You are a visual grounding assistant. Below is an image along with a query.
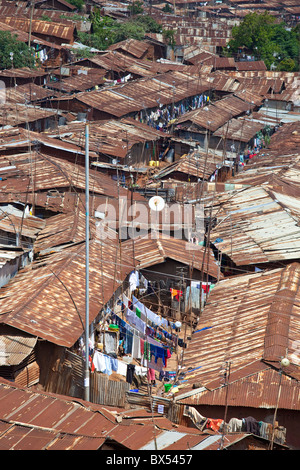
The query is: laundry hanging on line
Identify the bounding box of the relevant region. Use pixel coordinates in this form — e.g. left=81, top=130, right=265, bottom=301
left=170, top=288, right=183, bottom=301
left=92, top=349, right=147, bottom=378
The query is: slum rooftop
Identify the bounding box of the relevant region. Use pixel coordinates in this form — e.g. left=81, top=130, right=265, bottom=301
left=0, top=0, right=299, bottom=451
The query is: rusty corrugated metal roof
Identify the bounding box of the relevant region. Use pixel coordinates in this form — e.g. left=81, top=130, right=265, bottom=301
left=268, top=121, right=300, bottom=152
left=0, top=67, right=48, bottom=79
left=75, top=71, right=212, bottom=118
left=46, top=70, right=107, bottom=94
left=0, top=150, right=136, bottom=202
left=206, top=182, right=300, bottom=265
left=0, top=211, right=45, bottom=240
left=226, top=159, right=300, bottom=188
left=0, top=105, right=56, bottom=127
left=121, top=233, right=223, bottom=280
left=108, top=38, right=151, bottom=58
left=176, top=94, right=256, bottom=132
left=44, top=117, right=165, bottom=159
left=174, top=263, right=300, bottom=409
left=235, top=61, right=267, bottom=71
left=0, top=17, right=75, bottom=41
left=5, top=83, right=56, bottom=104
left=213, top=116, right=265, bottom=142
left=0, top=379, right=243, bottom=450
left=0, top=325, right=37, bottom=366
left=0, top=237, right=134, bottom=347
left=33, top=210, right=88, bottom=254
left=154, top=150, right=225, bottom=180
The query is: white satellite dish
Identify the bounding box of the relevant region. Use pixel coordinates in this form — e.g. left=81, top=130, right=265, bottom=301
left=149, top=196, right=165, bottom=212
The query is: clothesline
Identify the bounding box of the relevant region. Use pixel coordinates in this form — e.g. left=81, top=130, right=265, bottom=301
left=125, top=293, right=179, bottom=343
left=92, top=349, right=147, bottom=379
left=183, top=405, right=286, bottom=444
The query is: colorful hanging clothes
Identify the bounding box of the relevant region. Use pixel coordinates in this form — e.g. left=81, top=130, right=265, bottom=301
left=125, top=308, right=146, bottom=335
left=206, top=418, right=224, bottom=432
left=147, top=367, right=156, bottom=382
left=202, top=284, right=210, bottom=294
left=89, top=355, right=95, bottom=372
left=135, top=306, right=141, bottom=318
left=170, top=288, right=183, bottom=301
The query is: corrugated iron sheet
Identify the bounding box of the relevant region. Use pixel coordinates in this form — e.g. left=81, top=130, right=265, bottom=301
left=206, top=183, right=300, bottom=265
left=213, top=116, right=265, bottom=142
left=176, top=94, right=256, bottom=132
left=0, top=20, right=60, bottom=49
left=0, top=150, right=135, bottom=201
left=44, top=117, right=165, bottom=159
left=235, top=61, right=267, bottom=71
left=226, top=159, right=300, bottom=188
left=0, top=105, right=56, bottom=127
left=33, top=211, right=87, bottom=254
left=268, top=121, right=300, bottom=152
left=46, top=70, right=107, bottom=94
left=0, top=237, right=134, bottom=347
left=75, top=71, right=211, bottom=118
left=0, top=325, right=37, bottom=366
left=108, top=38, right=151, bottom=58
left=0, top=379, right=245, bottom=450
left=0, top=67, right=48, bottom=79
left=0, top=17, right=75, bottom=41
left=5, top=83, right=56, bottom=104
left=174, top=263, right=300, bottom=409
left=154, top=150, right=224, bottom=180
left=121, top=233, right=223, bottom=280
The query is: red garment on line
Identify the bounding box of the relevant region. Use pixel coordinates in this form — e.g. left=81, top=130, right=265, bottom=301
left=170, top=288, right=183, bottom=301
left=147, top=367, right=155, bottom=382
left=202, top=285, right=210, bottom=294
left=206, top=418, right=223, bottom=432
left=165, top=349, right=172, bottom=368
left=89, top=355, right=95, bottom=372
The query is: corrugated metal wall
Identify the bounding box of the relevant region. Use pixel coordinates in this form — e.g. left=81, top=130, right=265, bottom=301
left=44, top=349, right=130, bottom=408
left=90, top=372, right=130, bottom=407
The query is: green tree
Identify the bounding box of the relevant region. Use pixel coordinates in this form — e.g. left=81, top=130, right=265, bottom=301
left=90, top=10, right=115, bottom=33
left=162, top=29, right=176, bottom=49
left=114, top=22, right=145, bottom=42
left=67, top=0, right=84, bottom=11
left=127, top=1, right=144, bottom=16
left=0, top=31, right=36, bottom=69
left=134, top=15, right=162, bottom=33
left=40, top=14, right=52, bottom=21
left=162, top=4, right=173, bottom=13
left=70, top=47, right=95, bottom=59
left=277, top=57, right=296, bottom=71
left=77, top=31, right=116, bottom=50
left=79, top=11, right=166, bottom=51
left=293, top=23, right=300, bottom=41
left=225, top=12, right=299, bottom=70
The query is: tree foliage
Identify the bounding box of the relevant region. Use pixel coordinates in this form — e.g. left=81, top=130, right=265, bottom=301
left=162, top=29, right=176, bottom=49
left=134, top=15, right=162, bottom=34
left=114, top=22, right=146, bottom=42
left=0, top=31, right=36, bottom=69
left=225, top=12, right=299, bottom=71
left=79, top=11, right=163, bottom=50
left=162, top=4, right=173, bottom=13
left=127, top=1, right=144, bottom=15
left=67, top=0, right=84, bottom=11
